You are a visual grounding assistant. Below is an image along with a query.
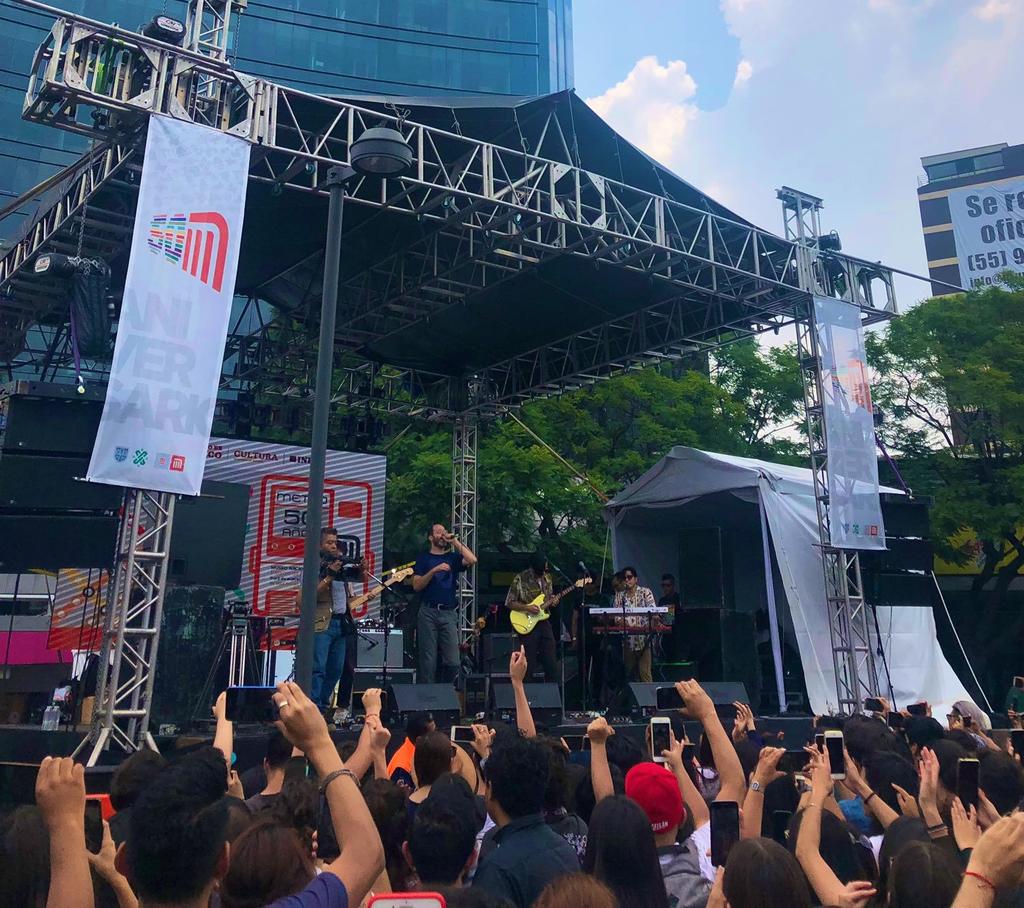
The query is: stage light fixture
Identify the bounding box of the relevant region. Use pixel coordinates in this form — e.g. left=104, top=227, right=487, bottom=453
left=818, top=230, right=843, bottom=253
left=350, top=126, right=413, bottom=177
left=33, top=253, right=77, bottom=277
left=143, top=14, right=186, bottom=45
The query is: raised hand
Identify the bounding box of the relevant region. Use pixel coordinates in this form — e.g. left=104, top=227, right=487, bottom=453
left=361, top=687, right=383, bottom=718
left=365, top=714, right=391, bottom=752
left=509, top=645, right=528, bottom=683
left=951, top=796, right=981, bottom=850
left=212, top=690, right=228, bottom=723
left=35, top=756, right=86, bottom=832
left=966, top=813, right=1024, bottom=890
left=273, top=680, right=330, bottom=756
left=836, top=881, right=878, bottom=908
left=587, top=716, right=615, bottom=746
left=918, top=746, right=940, bottom=816
left=471, top=723, right=496, bottom=760
left=663, top=729, right=686, bottom=774
left=227, top=770, right=245, bottom=800
left=805, top=744, right=832, bottom=801
left=753, top=746, right=786, bottom=789
left=892, top=784, right=919, bottom=818
left=675, top=679, right=715, bottom=721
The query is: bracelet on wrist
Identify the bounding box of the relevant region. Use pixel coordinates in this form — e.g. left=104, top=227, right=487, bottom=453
left=319, top=768, right=357, bottom=794
left=863, top=791, right=876, bottom=806
left=927, top=821, right=947, bottom=832
left=965, top=870, right=996, bottom=892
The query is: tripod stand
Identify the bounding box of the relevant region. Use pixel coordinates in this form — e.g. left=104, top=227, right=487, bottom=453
left=190, top=600, right=261, bottom=727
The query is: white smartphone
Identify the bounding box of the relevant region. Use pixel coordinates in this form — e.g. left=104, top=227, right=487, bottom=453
left=650, top=716, right=671, bottom=763
left=450, top=726, right=475, bottom=744
left=368, top=894, right=446, bottom=908
left=824, top=730, right=846, bottom=780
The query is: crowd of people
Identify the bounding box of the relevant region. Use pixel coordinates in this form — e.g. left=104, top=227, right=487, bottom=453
left=5, top=649, right=1024, bottom=908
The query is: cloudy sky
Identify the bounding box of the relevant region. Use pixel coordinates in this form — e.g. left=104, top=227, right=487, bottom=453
left=572, top=0, right=1022, bottom=309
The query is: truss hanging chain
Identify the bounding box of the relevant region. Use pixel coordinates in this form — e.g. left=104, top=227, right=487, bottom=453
left=451, top=415, right=478, bottom=633
left=795, top=310, right=879, bottom=714
left=74, top=488, right=176, bottom=766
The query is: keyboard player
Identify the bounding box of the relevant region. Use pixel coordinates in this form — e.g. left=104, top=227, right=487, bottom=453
left=613, top=567, right=659, bottom=682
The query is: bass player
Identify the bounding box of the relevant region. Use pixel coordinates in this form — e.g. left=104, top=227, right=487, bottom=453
left=504, top=552, right=558, bottom=682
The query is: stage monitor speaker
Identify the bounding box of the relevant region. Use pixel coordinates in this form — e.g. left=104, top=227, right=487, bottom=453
left=481, top=633, right=516, bottom=672
left=0, top=513, right=117, bottom=571
left=676, top=609, right=758, bottom=709
left=0, top=453, right=121, bottom=511
left=490, top=681, right=563, bottom=728
left=624, top=681, right=749, bottom=718
left=0, top=382, right=103, bottom=456
left=387, top=682, right=460, bottom=727
left=168, top=481, right=248, bottom=588
left=351, top=668, right=414, bottom=716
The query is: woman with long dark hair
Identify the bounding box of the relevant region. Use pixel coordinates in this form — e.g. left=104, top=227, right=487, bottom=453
left=582, top=795, right=669, bottom=908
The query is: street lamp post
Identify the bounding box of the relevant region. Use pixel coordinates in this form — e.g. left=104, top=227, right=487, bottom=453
left=294, top=128, right=413, bottom=695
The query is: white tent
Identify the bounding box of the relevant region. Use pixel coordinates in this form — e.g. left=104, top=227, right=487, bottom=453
left=604, top=446, right=971, bottom=714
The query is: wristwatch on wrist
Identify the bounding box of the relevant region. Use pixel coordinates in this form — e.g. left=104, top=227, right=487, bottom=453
left=750, top=780, right=763, bottom=793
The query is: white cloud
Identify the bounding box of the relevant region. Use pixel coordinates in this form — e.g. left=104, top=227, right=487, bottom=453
left=583, top=0, right=1024, bottom=309
left=585, top=57, right=699, bottom=163
left=973, top=0, right=1012, bottom=19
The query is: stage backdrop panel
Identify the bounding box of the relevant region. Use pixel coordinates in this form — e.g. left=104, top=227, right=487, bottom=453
left=87, top=115, right=250, bottom=495
left=814, top=296, right=886, bottom=551
left=203, top=438, right=386, bottom=646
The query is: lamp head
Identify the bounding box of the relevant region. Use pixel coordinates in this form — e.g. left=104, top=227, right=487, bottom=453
left=350, top=126, right=413, bottom=177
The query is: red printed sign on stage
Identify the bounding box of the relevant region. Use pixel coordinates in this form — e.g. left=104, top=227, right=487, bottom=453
left=203, top=438, right=386, bottom=648
left=46, top=568, right=110, bottom=651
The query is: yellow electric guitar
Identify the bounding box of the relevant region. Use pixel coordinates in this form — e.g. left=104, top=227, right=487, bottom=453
left=510, top=577, right=590, bottom=635
left=348, top=565, right=414, bottom=611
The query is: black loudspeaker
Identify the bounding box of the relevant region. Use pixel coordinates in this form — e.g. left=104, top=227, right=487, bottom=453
left=168, top=480, right=249, bottom=588
left=624, top=681, right=749, bottom=718
left=676, top=609, right=758, bottom=708
left=481, top=633, right=516, bottom=671
left=464, top=673, right=489, bottom=717
left=0, top=381, right=104, bottom=456
left=863, top=572, right=934, bottom=607
left=150, top=586, right=227, bottom=730
left=0, top=513, right=117, bottom=571
left=351, top=668, right=414, bottom=715
left=859, top=538, right=934, bottom=574
left=678, top=526, right=725, bottom=608
left=388, top=683, right=460, bottom=727
left=879, top=494, right=931, bottom=538
left=490, top=681, right=563, bottom=728
left=0, top=453, right=121, bottom=511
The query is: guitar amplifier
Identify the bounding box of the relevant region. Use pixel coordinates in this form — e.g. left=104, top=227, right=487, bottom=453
left=355, top=630, right=404, bottom=668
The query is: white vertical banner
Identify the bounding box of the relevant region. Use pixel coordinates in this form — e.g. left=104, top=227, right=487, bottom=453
left=814, top=295, right=886, bottom=550
left=87, top=116, right=249, bottom=495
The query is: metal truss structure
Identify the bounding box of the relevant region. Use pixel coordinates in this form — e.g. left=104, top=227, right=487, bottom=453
left=74, top=489, right=176, bottom=765
left=0, top=0, right=905, bottom=723
left=451, top=416, right=479, bottom=629
left=782, top=187, right=880, bottom=713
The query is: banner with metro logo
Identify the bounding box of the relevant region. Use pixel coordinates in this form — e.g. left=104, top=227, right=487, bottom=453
left=87, top=115, right=250, bottom=495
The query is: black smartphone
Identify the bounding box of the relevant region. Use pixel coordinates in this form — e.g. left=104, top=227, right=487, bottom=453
left=771, top=809, right=792, bottom=845
left=1014, top=676, right=1024, bottom=689
left=824, top=731, right=846, bottom=780
left=225, top=686, right=277, bottom=723
left=907, top=702, right=928, bottom=717
left=864, top=697, right=885, bottom=713
left=814, top=732, right=825, bottom=752
left=957, top=757, right=980, bottom=810
left=887, top=711, right=905, bottom=731
left=1011, top=729, right=1024, bottom=758
left=656, top=686, right=682, bottom=709
left=84, top=799, right=103, bottom=854
left=710, top=800, right=740, bottom=867
left=778, top=750, right=808, bottom=774
left=450, top=726, right=475, bottom=744
left=563, top=734, right=590, bottom=752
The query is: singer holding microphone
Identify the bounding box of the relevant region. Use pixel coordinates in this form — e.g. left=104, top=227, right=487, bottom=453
left=412, top=522, right=478, bottom=684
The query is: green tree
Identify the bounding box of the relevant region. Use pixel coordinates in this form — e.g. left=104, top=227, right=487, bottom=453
left=868, top=275, right=1024, bottom=642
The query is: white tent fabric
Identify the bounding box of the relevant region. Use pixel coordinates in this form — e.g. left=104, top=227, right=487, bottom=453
left=604, top=446, right=971, bottom=715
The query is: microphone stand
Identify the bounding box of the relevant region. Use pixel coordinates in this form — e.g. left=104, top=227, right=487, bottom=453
left=360, top=566, right=408, bottom=722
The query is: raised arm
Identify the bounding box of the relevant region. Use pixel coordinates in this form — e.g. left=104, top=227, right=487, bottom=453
left=843, top=749, right=900, bottom=830
left=36, top=756, right=94, bottom=908
left=509, top=646, right=536, bottom=738
left=273, top=681, right=384, bottom=907
left=212, top=690, right=233, bottom=774
left=742, top=747, right=784, bottom=840
left=448, top=533, right=477, bottom=568
left=676, top=679, right=745, bottom=803
left=342, top=689, right=385, bottom=781
left=587, top=717, right=615, bottom=803
left=662, top=729, right=709, bottom=829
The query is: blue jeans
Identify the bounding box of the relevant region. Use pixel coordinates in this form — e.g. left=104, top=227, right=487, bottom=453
left=311, top=615, right=349, bottom=708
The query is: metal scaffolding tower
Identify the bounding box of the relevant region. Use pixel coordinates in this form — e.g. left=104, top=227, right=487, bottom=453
left=452, top=414, right=479, bottom=630
left=780, top=187, right=880, bottom=713
left=74, top=489, right=176, bottom=764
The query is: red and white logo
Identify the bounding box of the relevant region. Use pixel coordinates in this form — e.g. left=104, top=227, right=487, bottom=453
left=170, top=455, right=186, bottom=472
left=146, top=211, right=230, bottom=292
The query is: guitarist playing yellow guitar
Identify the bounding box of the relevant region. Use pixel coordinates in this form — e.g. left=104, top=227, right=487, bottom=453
left=504, top=552, right=588, bottom=683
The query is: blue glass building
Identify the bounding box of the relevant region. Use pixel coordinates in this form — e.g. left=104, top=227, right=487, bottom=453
left=0, top=0, right=573, bottom=236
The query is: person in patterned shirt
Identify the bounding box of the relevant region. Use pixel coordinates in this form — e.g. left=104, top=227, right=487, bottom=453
left=612, top=566, right=657, bottom=682
left=505, top=552, right=559, bottom=682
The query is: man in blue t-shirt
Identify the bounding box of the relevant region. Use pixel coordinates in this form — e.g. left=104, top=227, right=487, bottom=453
left=413, top=523, right=477, bottom=683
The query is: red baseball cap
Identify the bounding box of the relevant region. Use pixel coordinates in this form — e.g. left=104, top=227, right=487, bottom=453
left=625, top=762, right=686, bottom=833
